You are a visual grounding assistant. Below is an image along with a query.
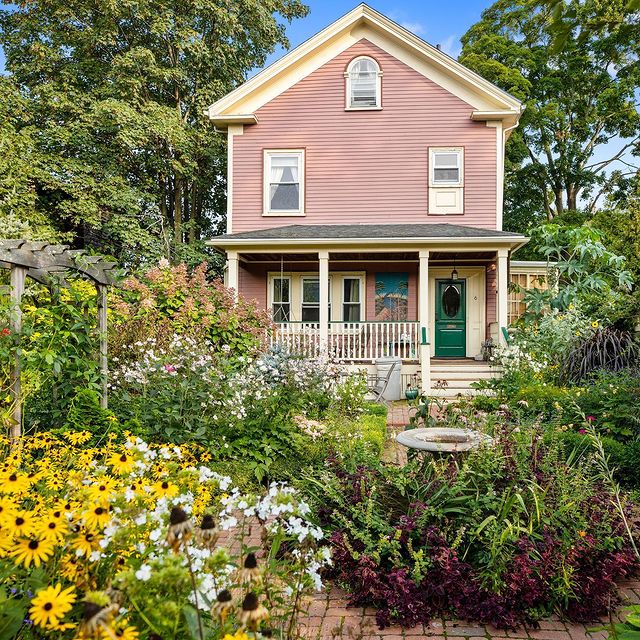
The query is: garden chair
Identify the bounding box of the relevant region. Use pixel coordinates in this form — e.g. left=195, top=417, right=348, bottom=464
left=366, top=359, right=398, bottom=403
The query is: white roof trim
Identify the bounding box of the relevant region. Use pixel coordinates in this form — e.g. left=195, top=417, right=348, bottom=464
left=207, top=236, right=529, bottom=250
left=206, top=3, right=522, bottom=120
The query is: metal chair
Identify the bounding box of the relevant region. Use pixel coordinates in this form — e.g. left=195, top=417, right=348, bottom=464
left=366, top=360, right=399, bottom=402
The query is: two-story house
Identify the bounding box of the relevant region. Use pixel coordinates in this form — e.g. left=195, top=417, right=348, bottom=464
left=207, top=4, right=529, bottom=395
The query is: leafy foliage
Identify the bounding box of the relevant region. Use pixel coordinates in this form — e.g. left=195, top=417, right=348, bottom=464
left=460, top=0, right=640, bottom=235
left=0, top=0, right=309, bottom=264
left=311, top=418, right=639, bottom=629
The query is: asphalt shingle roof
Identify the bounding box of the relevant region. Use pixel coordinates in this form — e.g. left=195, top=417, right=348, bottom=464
left=213, top=224, right=526, bottom=241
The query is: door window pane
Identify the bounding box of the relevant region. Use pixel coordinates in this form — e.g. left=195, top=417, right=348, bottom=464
left=442, top=284, right=461, bottom=318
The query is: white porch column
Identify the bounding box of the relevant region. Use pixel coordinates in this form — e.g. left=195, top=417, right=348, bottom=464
left=418, top=250, right=431, bottom=394
left=319, top=250, right=329, bottom=351
left=497, top=248, right=509, bottom=343
left=226, top=250, right=239, bottom=299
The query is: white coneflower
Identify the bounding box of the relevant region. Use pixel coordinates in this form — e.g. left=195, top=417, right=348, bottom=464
left=236, top=552, right=262, bottom=585
left=195, top=514, right=218, bottom=550
left=211, top=588, right=233, bottom=624
left=166, top=506, right=192, bottom=552
left=239, top=592, right=269, bottom=631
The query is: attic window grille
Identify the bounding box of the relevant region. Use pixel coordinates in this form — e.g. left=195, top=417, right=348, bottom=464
left=346, top=57, right=382, bottom=109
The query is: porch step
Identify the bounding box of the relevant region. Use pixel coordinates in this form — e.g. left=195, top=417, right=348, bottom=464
left=427, top=360, right=500, bottom=397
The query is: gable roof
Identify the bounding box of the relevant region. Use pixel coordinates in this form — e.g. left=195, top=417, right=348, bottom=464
left=208, top=224, right=528, bottom=251
left=206, top=4, right=523, bottom=128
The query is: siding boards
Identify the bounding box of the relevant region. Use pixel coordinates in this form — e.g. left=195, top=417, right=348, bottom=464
left=233, top=39, right=497, bottom=232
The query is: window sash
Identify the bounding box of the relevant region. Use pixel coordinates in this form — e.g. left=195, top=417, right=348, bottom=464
left=301, top=277, right=330, bottom=323
left=342, top=278, right=362, bottom=321
left=272, top=277, right=291, bottom=322
left=431, top=149, right=463, bottom=185
left=347, top=57, right=380, bottom=108
left=265, top=151, right=303, bottom=213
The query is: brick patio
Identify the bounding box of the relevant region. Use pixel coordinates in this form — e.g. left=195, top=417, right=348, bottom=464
left=295, top=402, right=640, bottom=640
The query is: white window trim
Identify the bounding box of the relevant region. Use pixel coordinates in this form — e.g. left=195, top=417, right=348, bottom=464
left=344, top=56, right=383, bottom=111
left=429, top=147, right=464, bottom=187
left=263, top=149, right=305, bottom=216
left=340, top=275, right=365, bottom=322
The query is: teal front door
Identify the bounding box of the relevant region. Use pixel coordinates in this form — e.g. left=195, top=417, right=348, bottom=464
left=435, top=279, right=466, bottom=357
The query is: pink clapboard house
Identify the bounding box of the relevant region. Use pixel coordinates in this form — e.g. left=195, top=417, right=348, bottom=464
left=206, top=4, right=530, bottom=395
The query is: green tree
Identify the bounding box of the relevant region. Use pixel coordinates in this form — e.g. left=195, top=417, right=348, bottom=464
left=0, top=0, right=308, bottom=266
left=460, top=0, right=640, bottom=236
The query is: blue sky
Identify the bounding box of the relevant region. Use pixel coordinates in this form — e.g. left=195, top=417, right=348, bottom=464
left=265, top=1, right=489, bottom=65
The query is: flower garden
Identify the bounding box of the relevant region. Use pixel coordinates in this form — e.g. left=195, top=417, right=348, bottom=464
left=1, top=227, right=640, bottom=640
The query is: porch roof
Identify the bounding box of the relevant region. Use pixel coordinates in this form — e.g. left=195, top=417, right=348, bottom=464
left=208, top=223, right=528, bottom=251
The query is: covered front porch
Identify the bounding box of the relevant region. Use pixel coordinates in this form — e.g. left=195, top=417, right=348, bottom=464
left=211, top=223, right=527, bottom=393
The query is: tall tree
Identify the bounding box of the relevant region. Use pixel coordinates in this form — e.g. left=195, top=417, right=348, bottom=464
left=460, top=0, right=640, bottom=234
left=0, top=0, right=308, bottom=265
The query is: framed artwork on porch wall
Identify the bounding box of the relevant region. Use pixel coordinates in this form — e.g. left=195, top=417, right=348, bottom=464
left=374, top=273, right=408, bottom=321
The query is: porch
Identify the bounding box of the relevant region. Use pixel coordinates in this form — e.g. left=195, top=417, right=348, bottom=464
left=210, top=223, right=528, bottom=393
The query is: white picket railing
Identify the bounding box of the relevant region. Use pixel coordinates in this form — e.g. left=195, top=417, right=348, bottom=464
left=270, top=322, right=322, bottom=358
left=270, top=321, right=420, bottom=362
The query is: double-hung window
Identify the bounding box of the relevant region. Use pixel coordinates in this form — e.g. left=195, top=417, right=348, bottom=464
left=264, top=150, right=304, bottom=215
left=342, top=277, right=362, bottom=322
left=430, top=148, right=463, bottom=186
left=271, top=277, right=291, bottom=322
left=345, top=56, right=382, bottom=109
left=301, top=277, right=331, bottom=323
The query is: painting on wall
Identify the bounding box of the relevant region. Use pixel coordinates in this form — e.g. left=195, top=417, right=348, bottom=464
left=375, top=273, right=409, bottom=321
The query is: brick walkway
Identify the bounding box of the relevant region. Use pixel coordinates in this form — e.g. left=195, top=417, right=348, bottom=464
left=299, top=582, right=640, bottom=639
left=296, top=402, right=640, bottom=639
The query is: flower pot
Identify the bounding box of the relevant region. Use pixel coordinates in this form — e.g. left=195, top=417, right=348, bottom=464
left=405, top=388, right=418, bottom=401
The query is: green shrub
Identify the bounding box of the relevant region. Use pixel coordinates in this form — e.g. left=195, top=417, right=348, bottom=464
left=471, top=395, right=501, bottom=412
left=60, top=389, right=119, bottom=443
left=364, top=402, right=388, bottom=416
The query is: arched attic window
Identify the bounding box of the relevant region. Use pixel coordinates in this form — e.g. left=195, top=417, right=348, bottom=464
left=345, top=56, right=382, bottom=109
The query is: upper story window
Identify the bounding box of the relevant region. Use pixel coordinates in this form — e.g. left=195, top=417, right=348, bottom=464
left=429, top=148, right=464, bottom=187
left=345, top=56, right=382, bottom=110
left=264, top=149, right=305, bottom=216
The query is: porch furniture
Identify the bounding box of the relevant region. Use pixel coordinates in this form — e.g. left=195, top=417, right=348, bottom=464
left=396, top=427, right=493, bottom=453
left=366, top=359, right=399, bottom=402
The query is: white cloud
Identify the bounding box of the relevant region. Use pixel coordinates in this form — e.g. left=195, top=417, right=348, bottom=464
left=400, top=21, right=426, bottom=36
left=439, top=34, right=462, bottom=59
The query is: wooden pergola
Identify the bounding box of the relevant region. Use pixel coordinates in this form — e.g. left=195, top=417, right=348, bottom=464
left=0, top=240, right=118, bottom=439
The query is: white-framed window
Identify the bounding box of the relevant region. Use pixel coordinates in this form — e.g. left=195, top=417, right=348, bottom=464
left=429, top=148, right=464, bottom=187
left=271, top=276, right=291, bottom=322
left=301, top=277, right=332, bottom=322
left=342, top=276, right=363, bottom=322
left=345, top=56, right=382, bottom=110
left=264, top=150, right=305, bottom=215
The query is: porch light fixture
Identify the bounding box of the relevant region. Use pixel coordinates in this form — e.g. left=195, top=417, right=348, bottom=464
left=451, top=257, right=458, bottom=281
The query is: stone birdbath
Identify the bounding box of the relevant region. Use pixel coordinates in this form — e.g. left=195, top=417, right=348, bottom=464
left=396, top=427, right=493, bottom=454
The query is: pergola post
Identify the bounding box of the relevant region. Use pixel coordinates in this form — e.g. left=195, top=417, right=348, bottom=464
left=9, top=266, right=27, bottom=440
left=98, top=284, right=108, bottom=409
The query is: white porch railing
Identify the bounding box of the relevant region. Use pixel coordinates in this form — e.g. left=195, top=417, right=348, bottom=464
left=270, top=321, right=420, bottom=362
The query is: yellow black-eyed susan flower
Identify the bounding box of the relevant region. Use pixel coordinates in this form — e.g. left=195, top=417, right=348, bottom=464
left=29, top=583, right=76, bottom=629
left=11, top=536, right=55, bottom=568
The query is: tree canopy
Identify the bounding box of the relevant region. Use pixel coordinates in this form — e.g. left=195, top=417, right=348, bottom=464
left=0, top=0, right=308, bottom=267
left=460, top=0, right=640, bottom=240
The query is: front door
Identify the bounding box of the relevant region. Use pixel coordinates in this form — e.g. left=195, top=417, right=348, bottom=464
left=435, top=279, right=466, bottom=357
